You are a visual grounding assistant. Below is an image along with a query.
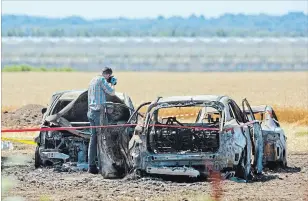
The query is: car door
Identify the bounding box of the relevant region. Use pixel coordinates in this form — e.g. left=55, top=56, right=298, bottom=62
left=126, top=101, right=151, bottom=151
left=242, top=98, right=263, bottom=174
left=127, top=101, right=152, bottom=136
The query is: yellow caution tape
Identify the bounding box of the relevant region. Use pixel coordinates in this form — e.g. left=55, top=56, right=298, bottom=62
left=1, top=137, right=36, bottom=145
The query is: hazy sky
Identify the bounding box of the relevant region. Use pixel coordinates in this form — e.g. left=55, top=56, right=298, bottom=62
left=2, top=0, right=308, bottom=19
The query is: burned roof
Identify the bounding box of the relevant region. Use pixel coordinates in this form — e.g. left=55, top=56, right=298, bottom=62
left=54, top=89, right=126, bottom=102
left=52, top=89, right=86, bottom=97
left=59, top=90, right=87, bottom=100
left=245, top=105, right=269, bottom=113
left=157, top=95, right=225, bottom=104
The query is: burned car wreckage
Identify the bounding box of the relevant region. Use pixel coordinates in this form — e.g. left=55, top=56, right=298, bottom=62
left=34, top=89, right=135, bottom=176
left=127, top=96, right=264, bottom=180
left=35, top=91, right=287, bottom=180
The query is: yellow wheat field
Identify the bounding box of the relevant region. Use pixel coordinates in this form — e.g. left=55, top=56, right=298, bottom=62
left=2, top=72, right=308, bottom=125
left=2, top=71, right=308, bottom=153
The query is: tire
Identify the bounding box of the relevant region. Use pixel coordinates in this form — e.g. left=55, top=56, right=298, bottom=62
left=266, top=149, right=287, bottom=169
left=266, top=161, right=278, bottom=170
left=136, top=169, right=147, bottom=177
left=280, top=149, right=287, bottom=168
left=34, top=146, right=42, bottom=168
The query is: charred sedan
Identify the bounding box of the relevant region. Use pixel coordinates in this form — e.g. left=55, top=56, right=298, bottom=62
left=34, top=89, right=135, bottom=172
left=127, top=95, right=264, bottom=180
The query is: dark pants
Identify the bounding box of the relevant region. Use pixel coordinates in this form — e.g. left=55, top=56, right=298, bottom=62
left=87, top=109, right=103, bottom=167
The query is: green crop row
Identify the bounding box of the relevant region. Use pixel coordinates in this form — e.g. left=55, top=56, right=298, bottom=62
left=2, top=65, right=75, bottom=72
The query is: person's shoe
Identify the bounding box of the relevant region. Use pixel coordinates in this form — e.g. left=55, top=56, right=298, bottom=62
left=88, top=165, right=99, bottom=174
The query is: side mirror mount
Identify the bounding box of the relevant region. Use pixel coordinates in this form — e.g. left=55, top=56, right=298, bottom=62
left=41, top=108, right=47, bottom=114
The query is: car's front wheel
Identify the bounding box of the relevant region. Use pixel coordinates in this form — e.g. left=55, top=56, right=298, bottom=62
left=34, top=146, right=42, bottom=168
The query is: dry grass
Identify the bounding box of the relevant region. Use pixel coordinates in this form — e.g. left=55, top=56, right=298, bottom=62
left=2, top=72, right=308, bottom=154
left=2, top=72, right=308, bottom=125
left=275, top=107, right=308, bottom=125
left=281, top=123, right=308, bottom=153
left=140, top=106, right=308, bottom=125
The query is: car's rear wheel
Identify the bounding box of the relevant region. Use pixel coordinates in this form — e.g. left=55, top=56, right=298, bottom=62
left=280, top=149, right=287, bottom=168
left=266, top=149, right=287, bottom=169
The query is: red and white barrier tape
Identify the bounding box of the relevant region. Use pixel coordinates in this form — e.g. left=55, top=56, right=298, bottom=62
left=1, top=123, right=221, bottom=133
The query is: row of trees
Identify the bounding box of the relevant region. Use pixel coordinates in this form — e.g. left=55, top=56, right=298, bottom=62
left=4, top=28, right=304, bottom=37
left=2, top=12, right=307, bottom=37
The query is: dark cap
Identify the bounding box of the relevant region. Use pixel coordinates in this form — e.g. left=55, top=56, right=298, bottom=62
left=102, top=67, right=113, bottom=75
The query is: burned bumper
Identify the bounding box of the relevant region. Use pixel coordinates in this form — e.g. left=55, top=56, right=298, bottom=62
left=139, top=153, right=234, bottom=177
left=146, top=166, right=200, bottom=177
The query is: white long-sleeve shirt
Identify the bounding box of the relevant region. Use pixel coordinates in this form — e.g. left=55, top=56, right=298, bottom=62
left=88, top=75, right=115, bottom=111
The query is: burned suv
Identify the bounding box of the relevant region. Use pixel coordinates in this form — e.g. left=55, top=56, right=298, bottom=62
left=127, top=95, right=264, bottom=180
left=34, top=89, right=135, bottom=172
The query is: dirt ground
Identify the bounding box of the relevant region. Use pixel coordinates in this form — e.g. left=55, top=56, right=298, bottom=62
left=2, top=148, right=307, bottom=201
left=1, top=105, right=308, bottom=201
left=1, top=104, right=44, bottom=128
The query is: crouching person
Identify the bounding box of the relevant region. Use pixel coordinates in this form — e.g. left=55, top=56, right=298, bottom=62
left=87, top=67, right=116, bottom=174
